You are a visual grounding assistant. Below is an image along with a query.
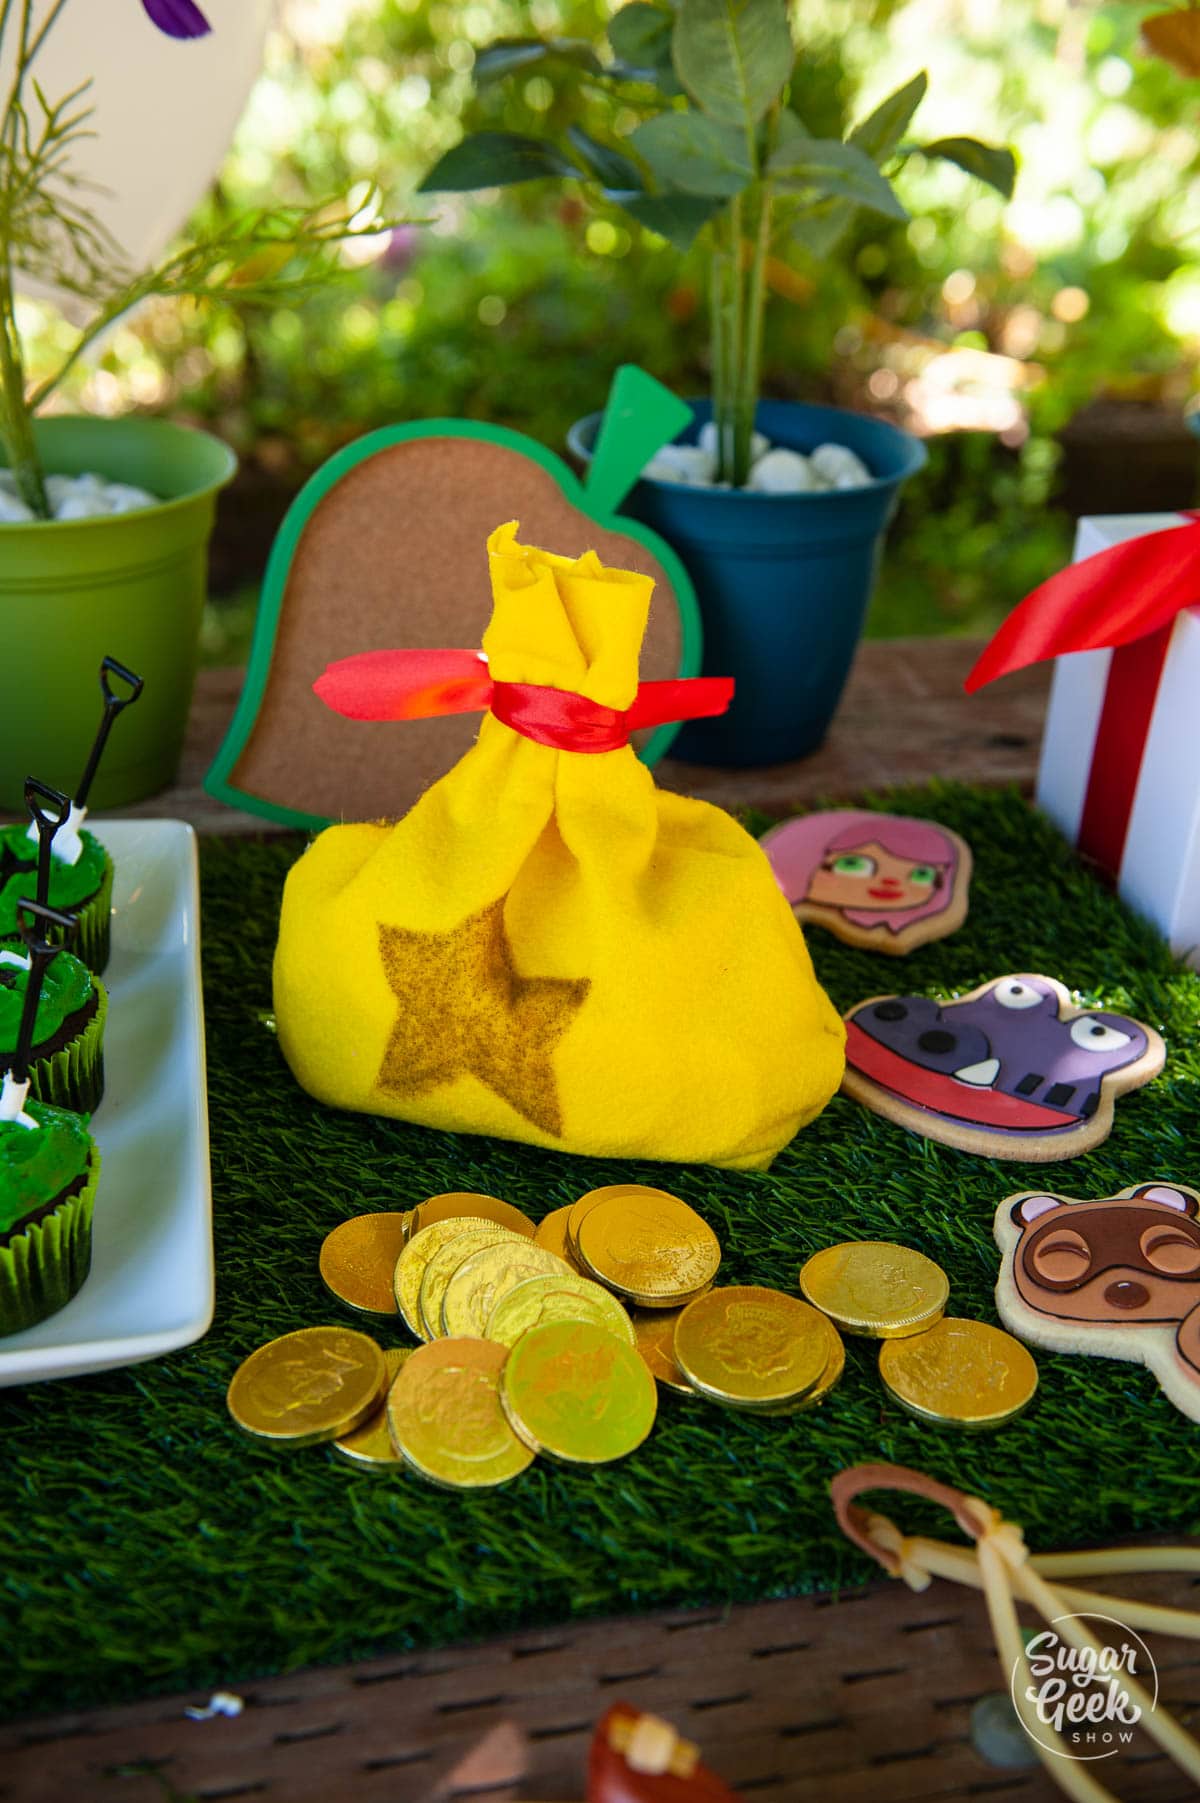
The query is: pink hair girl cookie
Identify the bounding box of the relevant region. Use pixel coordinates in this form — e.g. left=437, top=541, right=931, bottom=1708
left=761, top=810, right=972, bottom=954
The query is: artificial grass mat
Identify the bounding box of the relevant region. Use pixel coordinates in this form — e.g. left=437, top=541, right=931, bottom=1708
left=3, top=781, right=1200, bottom=1722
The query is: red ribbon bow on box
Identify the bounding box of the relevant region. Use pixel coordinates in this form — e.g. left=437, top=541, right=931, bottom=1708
left=314, top=649, right=734, bottom=755
left=964, top=512, right=1200, bottom=876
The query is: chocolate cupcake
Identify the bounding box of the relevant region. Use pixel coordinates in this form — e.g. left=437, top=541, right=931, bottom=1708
left=0, top=821, right=113, bottom=974
left=0, top=919, right=102, bottom=1335
left=0, top=938, right=106, bottom=1114
left=0, top=1094, right=100, bottom=1336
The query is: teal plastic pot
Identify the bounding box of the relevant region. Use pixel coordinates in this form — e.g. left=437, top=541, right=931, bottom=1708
left=0, top=416, right=236, bottom=809
left=567, top=399, right=926, bottom=767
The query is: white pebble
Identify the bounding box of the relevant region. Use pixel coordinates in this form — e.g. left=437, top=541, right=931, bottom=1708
left=104, top=482, right=157, bottom=513
left=699, top=420, right=769, bottom=468
left=0, top=469, right=161, bottom=524
left=642, top=443, right=718, bottom=487
left=55, top=491, right=114, bottom=520
left=809, top=442, right=873, bottom=489
left=747, top=448, right=820, bottom=493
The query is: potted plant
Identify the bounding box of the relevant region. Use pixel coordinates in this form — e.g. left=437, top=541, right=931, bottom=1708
left=0, top=0, right=393, bottom=807
left=418, top=0, right=1015, bottom=766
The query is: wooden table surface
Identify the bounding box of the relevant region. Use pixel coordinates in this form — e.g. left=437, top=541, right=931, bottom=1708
left=100, top=637, right=1051, bottom=833
left=14, top=641, right=1196, bottom=1803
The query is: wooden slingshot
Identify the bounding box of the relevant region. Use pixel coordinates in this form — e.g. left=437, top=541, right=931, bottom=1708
left=832, top=1462, right=1200, bottom=1801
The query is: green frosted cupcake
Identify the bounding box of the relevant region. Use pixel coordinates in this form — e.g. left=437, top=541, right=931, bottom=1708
left=0, top=942, right=106, bottom=1114
left=0, top=824, right=113, bottom=974
left=0, top=1097, right=100, bottom=1336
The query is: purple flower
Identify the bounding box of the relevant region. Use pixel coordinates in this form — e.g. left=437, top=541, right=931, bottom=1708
left=141, top=0, right=211, bottom=38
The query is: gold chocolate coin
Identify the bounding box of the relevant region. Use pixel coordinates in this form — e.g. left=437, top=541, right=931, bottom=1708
left=878, top=1317, right=1038, bottom=1430
left=441, top=1240, right=567, bottom=1339
left=534, top=1205, right=586, bottom=1273
left=417, top=1227, right=522, bottom=1340
left=754, top=1317, right=846, bottom=1415
left=319, top=1213, right=409, bottom=1317
left=227, top=1326, right=387, bottom=1447
left=487, top=1272, right=636, bottom=1349
left=673, top=1286, right=829, bottom=1409
left=394, top=1216, right=508, bottom=1339
left=576, top=1191, right=720, bottom=1307
left=799, top=1241, right=949, bottom=1339
left=332, top=1347, right=414, bottom=1466
left=387, top=1337, right=533, bottom=1488
left=631, top=1308, right=694, bottom=1395
left=501, top=1320, right=658, bottom=1464
left=566, top=1185, right=668, bottom=1256
left=409, top=1191, right=535, bottom=1240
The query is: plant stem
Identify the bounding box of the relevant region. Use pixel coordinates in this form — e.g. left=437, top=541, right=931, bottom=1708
left=0, top=254, right=47, bottom=514
left=24, top=0, right=68, bottom=68
left=721, top=190, right=744, bottom=482
left=26, top=275, right=152, bottom=412
left=734, top=177, right=773, bottom=488
left=708, top=220, right=725, bottom=476
left=0, top=0, right=49, bottom=513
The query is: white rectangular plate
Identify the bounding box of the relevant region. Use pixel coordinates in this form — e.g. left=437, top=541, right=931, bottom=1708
left=0, top=819, right=213, bottom=1385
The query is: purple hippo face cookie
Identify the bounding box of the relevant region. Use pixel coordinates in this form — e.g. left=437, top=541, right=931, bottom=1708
left=842, top=975, right=1165, bottom=1162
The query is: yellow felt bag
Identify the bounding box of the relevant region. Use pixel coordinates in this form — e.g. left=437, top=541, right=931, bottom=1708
left=273, top=523, right=844, bottom=1171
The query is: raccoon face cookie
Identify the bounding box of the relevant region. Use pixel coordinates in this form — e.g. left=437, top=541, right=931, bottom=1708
left=842, top=975, right=1164, bottom=1161
left=761, top=810, right=971, bottom=955
left=994, top=1183, right=1200, bottom=1421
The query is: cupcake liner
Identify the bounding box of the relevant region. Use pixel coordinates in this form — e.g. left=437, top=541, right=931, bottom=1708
left=0, top=1147, right=101, bottom=1336
left=28, top=978, right=107, bottom=1115
left=64, top=854, right=114, bottom=976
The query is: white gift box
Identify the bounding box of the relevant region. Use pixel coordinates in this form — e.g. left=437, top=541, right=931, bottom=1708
left=1036, top=512, right=1200, bottom=969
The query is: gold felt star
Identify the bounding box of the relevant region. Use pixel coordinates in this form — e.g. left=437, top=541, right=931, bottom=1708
left=376, top=900, right=590, bottom=1138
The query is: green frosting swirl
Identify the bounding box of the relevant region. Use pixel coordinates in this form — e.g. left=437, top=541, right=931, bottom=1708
left=0, top=1098, right=93, bottom=1238
left=0, top=826, right=108, bottom=936
left=0, top=946, right=93, bottom=1051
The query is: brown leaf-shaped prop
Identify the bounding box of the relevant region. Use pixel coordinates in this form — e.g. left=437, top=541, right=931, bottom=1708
left=205, top=371, right=702, bottom=828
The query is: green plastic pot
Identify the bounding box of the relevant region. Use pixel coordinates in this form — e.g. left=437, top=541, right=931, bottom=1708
left=0, top=416, right=236, bottom=809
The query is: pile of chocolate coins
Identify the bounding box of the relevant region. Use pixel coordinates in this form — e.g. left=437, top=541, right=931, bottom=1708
left=798, top=1240, right=1038, bottom=1430
left=227, top=1186, right=732, bottom=1487
left=225, top=1196, right=1038, bottom=1485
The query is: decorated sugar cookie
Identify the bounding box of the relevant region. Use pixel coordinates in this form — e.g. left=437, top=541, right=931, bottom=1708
left=842, top=974, right=1165, bottom=1161
left=995, top=1183, right=1200, bottom=1421
left=761, top=810, right=971, bottom=954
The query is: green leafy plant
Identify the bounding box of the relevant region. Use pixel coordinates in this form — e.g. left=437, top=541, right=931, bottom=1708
left=0, top=0, right=398, bottom=519
left=420, top=0, right=1016, bottom=486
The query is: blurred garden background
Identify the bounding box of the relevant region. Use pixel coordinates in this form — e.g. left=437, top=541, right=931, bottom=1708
left=17, top=0, right=1200, bottom=661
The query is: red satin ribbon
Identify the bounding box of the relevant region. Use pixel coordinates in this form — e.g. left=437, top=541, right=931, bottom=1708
left=964, top=512, right=1200, bottom=693
left=313, top=648, right=733, bottom=753
left=1076, top=623, right=1174, bottom=876
left=964, top=512, right=1200, bottom=877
